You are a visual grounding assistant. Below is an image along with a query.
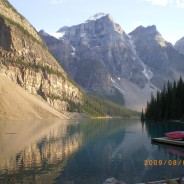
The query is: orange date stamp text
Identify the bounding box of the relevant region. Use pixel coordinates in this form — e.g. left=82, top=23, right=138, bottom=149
left=144, top=160, right=184, bottom=166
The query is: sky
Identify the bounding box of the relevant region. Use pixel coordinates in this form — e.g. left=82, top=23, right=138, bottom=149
left=8, top=0, right=184, bottom=44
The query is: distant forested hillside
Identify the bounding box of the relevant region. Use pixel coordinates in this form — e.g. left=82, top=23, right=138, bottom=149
left=68, top=93, right=138, bottom=118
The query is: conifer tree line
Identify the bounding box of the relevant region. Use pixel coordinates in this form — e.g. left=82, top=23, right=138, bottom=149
left=144, top=77, right=184, bottom=121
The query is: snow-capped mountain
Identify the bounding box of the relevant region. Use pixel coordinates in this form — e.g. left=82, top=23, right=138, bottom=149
left=39, top=13, right=184, bottom=111
left=86, top=13, right=107, bottom=22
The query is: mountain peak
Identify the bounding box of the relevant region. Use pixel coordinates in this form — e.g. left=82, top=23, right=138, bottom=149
left=86, top=13, right=108, bottom=22
left=129, top=25, right=167, bottom=47
left=129, top=25, right=162, bottom=40
left=131, top=25, right=157, bottom=33
left=147, top=25, right=157, bottom=30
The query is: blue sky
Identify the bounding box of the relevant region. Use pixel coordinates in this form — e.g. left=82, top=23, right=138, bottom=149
left=8, top=0, right=184, bottom=44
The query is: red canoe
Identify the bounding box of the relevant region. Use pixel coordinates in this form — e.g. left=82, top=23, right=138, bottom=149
left=165, top=131, right=184, bottom=139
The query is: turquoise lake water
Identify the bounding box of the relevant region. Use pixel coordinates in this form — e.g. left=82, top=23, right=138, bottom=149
left=0, top=119, right=184, bottom=184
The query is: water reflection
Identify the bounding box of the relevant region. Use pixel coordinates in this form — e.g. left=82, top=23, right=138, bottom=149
left=145, top=120, right=184, bottom=160
left=144, top=121, right=184, bottom=138
left=0, top=120, right=83, bottom=184
left=0, top=119, right=184, bottom=184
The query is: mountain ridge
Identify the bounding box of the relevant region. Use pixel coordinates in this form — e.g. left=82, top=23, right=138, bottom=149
left=0, top=3, right=137, bottom=119
left=40, top=13, right=184, bottom=111
left=0, top=0, right=42, bottom=44
left=129, top=24, right=184, bottom=88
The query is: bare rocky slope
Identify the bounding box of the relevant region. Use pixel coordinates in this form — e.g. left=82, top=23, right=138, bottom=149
left=0, top=0, right=83, bottom=118
left=0, top=74, right=71, bottom=119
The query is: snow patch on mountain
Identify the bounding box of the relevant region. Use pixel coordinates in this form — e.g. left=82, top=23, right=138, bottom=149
left=111, top=77, right=115, bottom=83
left=128, top=36, right=153, bottom=80
left=86, top=13, right=107, bottom=22
left=50, top=32, right=65, bottom=39
left=111, top=78, right=126, bottom=94
left=81, top=33, right=86, bottom=37
left=142, top=64, right=153, bottom=80
left=71, top=45, right=75, bottom=51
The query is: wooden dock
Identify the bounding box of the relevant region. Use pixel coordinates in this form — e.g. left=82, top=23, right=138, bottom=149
left=152, top=137, right=184, bottom=147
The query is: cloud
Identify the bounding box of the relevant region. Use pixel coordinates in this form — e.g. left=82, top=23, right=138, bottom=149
left=146, top=0, right=172, bottom=6
left=50, top=0, right=63, bottom=4
left=145, top=0, right=184, bottom=7
left=176, top=0, right=184, bottom=7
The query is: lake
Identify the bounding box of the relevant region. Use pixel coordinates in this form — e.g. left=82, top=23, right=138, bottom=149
left=0, top=119, right=184, bottom=184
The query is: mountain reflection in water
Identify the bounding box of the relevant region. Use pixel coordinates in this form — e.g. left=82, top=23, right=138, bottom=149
left=0, top=120, right=82, bottom=184
left=0, top=119, right=184, bottom=184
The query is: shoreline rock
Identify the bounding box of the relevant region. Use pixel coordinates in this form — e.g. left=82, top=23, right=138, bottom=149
left=103, top=178, right=126, bottom=184
left=103, top=177, right=184, bottom=184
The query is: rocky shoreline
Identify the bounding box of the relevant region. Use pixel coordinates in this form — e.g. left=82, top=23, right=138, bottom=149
left=103, top=177, right=184, bottom=184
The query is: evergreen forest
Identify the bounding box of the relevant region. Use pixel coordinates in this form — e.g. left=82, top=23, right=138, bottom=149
left=144, top=77, right=184, bottom=121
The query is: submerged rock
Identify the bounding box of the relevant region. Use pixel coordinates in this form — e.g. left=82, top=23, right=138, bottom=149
left=167, top=180, right=179, bottom=184
left=180, top=177, right=184, bottom=184
left=103, top=178, right=126, bottom=184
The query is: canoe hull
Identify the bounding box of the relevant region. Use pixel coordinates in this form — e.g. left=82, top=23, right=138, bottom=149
left=165, top=131, right=184, bottom=139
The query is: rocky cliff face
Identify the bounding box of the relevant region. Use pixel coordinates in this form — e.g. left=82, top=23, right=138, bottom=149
left=175, top=37, right=184, bottom=54
left=0, top=0, right=42, bottom=43
left=40, top=14, right=159, bottom=111
left=129, top=25, right=184, bottom=88
left=0, top=0, right=82, bottom=112
left=40, top=14, right=184, bottom=111
left=40, top=13, right=148, bottom=94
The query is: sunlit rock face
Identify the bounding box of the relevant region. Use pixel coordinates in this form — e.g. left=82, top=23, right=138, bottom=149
left=0, top=0, right=82, bottom=112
